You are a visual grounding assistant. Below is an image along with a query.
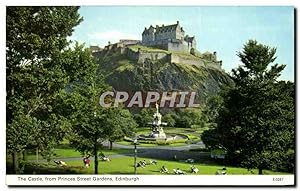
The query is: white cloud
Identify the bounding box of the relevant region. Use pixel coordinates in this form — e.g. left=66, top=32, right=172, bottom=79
left=87, top=30, right=140, bottom=47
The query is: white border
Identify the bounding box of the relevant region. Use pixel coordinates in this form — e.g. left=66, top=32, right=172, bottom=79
left=1, top=0, right=298, bottom=190
left=6, top=175, right=295, bottom=186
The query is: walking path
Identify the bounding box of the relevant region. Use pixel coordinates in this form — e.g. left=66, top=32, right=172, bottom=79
left=35, top=141, right=210, bottom=163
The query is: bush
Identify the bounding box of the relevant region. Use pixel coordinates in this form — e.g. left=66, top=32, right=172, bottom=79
left=175, top=109, right=203, bottom=128
left=134, top=108, right=155, bottom=127
left=163, top=113, right=176, bottom=127
left=7, top=161, right=85, bottom=174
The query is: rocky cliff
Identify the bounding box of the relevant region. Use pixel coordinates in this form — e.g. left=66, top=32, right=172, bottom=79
left=94, top=45, right=233, bottom=106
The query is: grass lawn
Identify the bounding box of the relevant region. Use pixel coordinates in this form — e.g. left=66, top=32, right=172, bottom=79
left=10, top=148, right=133, bottom=161
left=48, top=156, right=290, bottom=175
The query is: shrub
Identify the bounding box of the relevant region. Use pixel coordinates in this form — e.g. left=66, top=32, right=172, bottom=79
left=8, top=162, right=85, bottom=174
left=163, top=113, right=176, bottom=127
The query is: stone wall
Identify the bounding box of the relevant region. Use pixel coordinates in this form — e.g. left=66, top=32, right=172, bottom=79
left=126, top=48, right=169, bottom=63
left=170, top=54, right=205, bottom=67
left=170, top=54, right=222, bottom=70
left=126, top=48, right=139, bottom=61
left=125, top=47, right=222, bottom=70
left=137, top=52, right=169, bottom=63
left=207, top=61, right=222, bottom=70
left=167, top=41, right=189, bottom=53
left=155, top=30, right=176, bottom=41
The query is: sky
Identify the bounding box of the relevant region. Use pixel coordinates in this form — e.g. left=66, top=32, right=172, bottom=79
left=71, top=6, right=294, bottom=81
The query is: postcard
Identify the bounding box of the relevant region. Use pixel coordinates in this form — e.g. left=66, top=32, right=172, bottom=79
left=6, top=5, right=295, bottom=186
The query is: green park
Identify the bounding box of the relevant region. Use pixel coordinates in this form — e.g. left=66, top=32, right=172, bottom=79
left=6, top=7, right=294, bottom=176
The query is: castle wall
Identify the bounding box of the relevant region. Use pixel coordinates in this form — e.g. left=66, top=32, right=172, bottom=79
left=142, top=33, right=155, bottom=43
left=170, top=54, right=222, bottom=70
left=167, top=41, right=189, bottom=53
left=125, top=47, right=221, bottom=70
left=176, top=28, right=184, bottom=41
left=137, top=52, right=169, bottom=63
left=126, top=48, right=169, bottom=63
left=207, top=61, right=222, bottom=70
left=119, top=39, right=140, bottom=46
left=155, top=30, right=177, bottom=41
left=170, top=54, right=205, bottom=67
left=126, top=48, right=140, bottom=61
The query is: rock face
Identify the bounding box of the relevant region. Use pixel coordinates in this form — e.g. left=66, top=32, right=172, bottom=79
left=94, top=46, right=233, bottom=106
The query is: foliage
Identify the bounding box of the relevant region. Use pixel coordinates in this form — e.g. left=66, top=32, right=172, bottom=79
left=133, top=108, right=156, bottom=127
left=163, top=113, right=176, bottom=127
left=6, top=6, right=83, bottom=173
left=175, top=109, right=203, bottom=128
left=104, top=109, right=137, bottom=149
left=203, top=95, right=223, bottom=122
left=202, top=40, right=295, bottom=174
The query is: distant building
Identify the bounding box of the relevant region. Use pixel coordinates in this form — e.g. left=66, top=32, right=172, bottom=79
left=90, top=46, right=103, bottom=53
left=142, top=21, right=197, bottom=53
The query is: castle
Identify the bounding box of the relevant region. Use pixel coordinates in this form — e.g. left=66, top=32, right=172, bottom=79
left=91, top=21, right=222, bottom=70
left=142, top=21, right=196, bottom=53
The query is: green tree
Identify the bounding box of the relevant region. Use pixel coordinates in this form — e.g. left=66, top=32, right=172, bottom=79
left=176, top=108, right=202, bottom=128
left=163, top=113, right=176, bottom=127
left=202, top=40, right=295, bottom=174
left=133, top=108, right=155, bottom=127
left=203, top=95, right=223, bottom=123
left=6, top=6, right=83, bottom=173
left=67, top=77, right=137, bottom=174
left=66, top=74, right=108, bottom=174
left=105, top=109, right=137, bottom=150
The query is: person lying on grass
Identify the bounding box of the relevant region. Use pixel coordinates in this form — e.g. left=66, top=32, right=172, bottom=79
left=99, top=152, right=110, bottom=161
left=150, top=160, right=157, bottom=165
left=173, top=168, right=186, bottom=175
left=54, top=160, right=67, bottom=167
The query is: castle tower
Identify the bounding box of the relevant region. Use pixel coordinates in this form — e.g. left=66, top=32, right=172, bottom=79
left=142, top=25, right=155, bottom=44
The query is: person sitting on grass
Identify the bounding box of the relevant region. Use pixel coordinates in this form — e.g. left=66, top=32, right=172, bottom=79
left=83, top=157, right=91, bottom=168
left=221, top=166, right=227, bottom=174
left=160, top=165, right=169, bottom=174
left=137, top=161, right=145, bottom=168
left=191, top=165, right=199, bottom=173
left=141, top=160, right=147, bottom=166
left=83, top=155, right=91, bottom=168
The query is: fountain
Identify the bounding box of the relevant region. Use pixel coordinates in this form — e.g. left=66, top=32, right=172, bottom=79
left=148, top=103, right=167, bottom=139
left=137, top=103, right=186, bottom=143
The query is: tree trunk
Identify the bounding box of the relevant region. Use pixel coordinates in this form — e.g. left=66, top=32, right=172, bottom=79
left=23, top=150, right=27, bottom=161
left=109, top=141, right=113, bottom=150
left=36, top=148, right=39, bottom=162
left=12, top=153, right=15, bottom=173
left=94, top=140, right=98, bottom=174
left=258, top=167, right=263, bottom=175
left=13, top=152, right=19, bottom=174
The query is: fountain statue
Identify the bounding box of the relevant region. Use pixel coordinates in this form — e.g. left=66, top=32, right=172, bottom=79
left=149, top=103, right=167, bottom=139
left=136, top=103, right=185, bottom=143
